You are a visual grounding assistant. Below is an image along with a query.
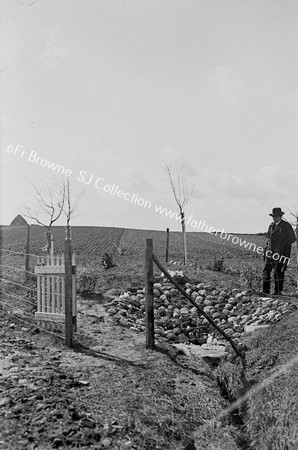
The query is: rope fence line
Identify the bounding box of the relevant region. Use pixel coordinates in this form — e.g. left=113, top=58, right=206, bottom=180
left=1, top=305, right=66, bottom=341
left=0, top=248, right=40, bottom=258
left=0, top=245, right=65, bottom=258
left=0, top=240, right=28, bottom=248
left=0, top=278, right=37, bottom=291
left=0, top=278, right=66, bottom=298
left=217, top=351, right=298, bottom=421
left=0, top=290, right=36, bottom=306
left=0, top=299, right=34, bottom=318
left=0, top=247, right=68, bottom=260
left=1, top=300, right=86, bottom=347
left=0, top=265, right=69, bottom=283
left=0, top=264, right=35, bottom=275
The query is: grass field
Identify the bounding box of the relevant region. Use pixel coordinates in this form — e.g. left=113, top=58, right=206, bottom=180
left=0, top=224, right=269, bottom=295
left=1, top=224, right=297, bottom=291
left=0, top=224, right=269, bottom=265
left=1, top=223, right=297, bottom=296
left=1, top=224, right=298, bottom=448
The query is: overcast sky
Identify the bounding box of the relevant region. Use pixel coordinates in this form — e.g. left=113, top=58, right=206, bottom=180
left=1, top=0, right=298, bottom=233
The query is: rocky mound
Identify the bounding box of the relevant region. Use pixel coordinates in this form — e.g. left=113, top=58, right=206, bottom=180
left=105, top=278, right=296, bottom=344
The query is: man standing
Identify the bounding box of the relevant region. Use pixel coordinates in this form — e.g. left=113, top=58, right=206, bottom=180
left=262, top=207, right=296, bottom=295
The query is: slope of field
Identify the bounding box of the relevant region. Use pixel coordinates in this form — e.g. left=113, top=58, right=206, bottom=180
left=0, top=224, right=296, bottom=274
left=120, top=228, right=267, bottom=268
left=0, top=225, right=125, bottom=265
left=1, top=225, right=297, bottom=449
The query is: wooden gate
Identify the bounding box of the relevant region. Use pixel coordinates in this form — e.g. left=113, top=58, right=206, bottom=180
left=34, top=253, right=77, bottom=332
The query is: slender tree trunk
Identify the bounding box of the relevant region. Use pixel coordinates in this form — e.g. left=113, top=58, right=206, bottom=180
left=145, top=239, right=155, bottom=349
left=166, top=228, right=170, bottom=263
left=296, top=223, right=298, bottom=293
left=24, top=224, right=31, bottom=282
left=45, top=231, right=54, bottom=256
left=64, top=225, right=73, bottom=347
left=180, top=209, right=187, bottom=266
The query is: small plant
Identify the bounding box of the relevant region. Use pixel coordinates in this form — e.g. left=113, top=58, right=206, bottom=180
left=112, top=242, right=132, bottom=256
left=76, top=264, right=100, bottom=298
left=240, top=264, right=263, bottom=293
left=25, top=277, right=37, bottom=302
left=286, top=269, right=298, bottom=292
left=213, top=258, right=224, bottom=272
left=101, top=252, right=117, bottom=270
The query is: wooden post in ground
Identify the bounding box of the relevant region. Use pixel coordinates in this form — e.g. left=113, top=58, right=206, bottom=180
left=181, top=210, right=187, bottom=266
left=64, top=226, right=73, bottom=347
left=72, top=253, right=77, bottom=332
left=166, top=228, right=170, bottom=263
left=24, top=224, right=31, bottom=282
left=145, top=238, right=155, bottom=349
left=50, top=234, right=54, bottom=256
left=295, top=221, right=298, bottom=294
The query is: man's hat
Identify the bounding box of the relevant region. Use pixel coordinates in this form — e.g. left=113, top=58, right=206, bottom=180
left=269, top=207, right=285, bottom=217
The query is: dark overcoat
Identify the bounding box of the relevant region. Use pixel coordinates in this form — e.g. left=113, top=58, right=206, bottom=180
left=265, top=219, right=296, bottom=259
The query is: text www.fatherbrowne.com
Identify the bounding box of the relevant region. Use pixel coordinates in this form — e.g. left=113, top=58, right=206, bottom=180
left=6, top=144, right=289, bottom=264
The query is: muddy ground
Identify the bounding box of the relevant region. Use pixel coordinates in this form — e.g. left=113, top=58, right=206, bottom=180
left=0, top=297, right=240, bottom=450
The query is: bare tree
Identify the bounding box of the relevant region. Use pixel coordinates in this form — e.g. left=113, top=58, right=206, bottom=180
left=25, top=179, right=81, bottom=254
left=63, top=178, right=82, bottom=239
left=25, top=181, right=65, bottom=254
left=286, top=206, right=298, bottom=293
left=164, top=162, right=195, bottom=265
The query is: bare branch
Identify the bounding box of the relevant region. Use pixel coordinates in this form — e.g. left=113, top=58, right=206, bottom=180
left=285, top=206, right=298, bottom=227
left=62, top=178, right=82, bottom=227
left=164, top=162, right=195, bottom=209
left=25, top=180, right=66, bottom=231
left=163, top=161, right=195, bottom=266
left=164, top=163, right=181, bottom=207
left=24, top=206, right=48, bottom=229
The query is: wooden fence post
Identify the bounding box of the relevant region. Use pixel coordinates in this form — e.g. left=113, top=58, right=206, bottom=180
left=25, top=224, right=31, bottom=282
left=72, top=253, right=77, bottom=332
left=181, top=211, right=187, bottom=266
left=64, top=226, right=73, bottom=347
left=166, top=228, right=170, bottom=263
left=295, top=222, right=298, bottom=294
left=145, top=238, right=155, bottom=349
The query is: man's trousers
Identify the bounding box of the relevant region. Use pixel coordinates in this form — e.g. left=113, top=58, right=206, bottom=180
left=262, top=259, right=286, bottom=294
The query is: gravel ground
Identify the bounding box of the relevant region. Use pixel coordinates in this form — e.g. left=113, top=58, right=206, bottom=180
left=0, top=297, right=240, bottom=450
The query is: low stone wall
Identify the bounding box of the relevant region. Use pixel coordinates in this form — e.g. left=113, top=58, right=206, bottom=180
left=105, top=280, right=296, bottom=344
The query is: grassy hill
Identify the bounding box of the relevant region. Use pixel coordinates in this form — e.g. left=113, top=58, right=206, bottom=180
left=0, top=224, right=268, bottom=264
left=1, top=224, right=298, bottom=448
left=2, top=224, right=297, bottom=291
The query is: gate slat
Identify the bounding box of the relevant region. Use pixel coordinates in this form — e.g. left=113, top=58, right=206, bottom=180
left=61, top=254, right=65, bottom=314
left=37, top=275, right=41, bottom=313
left=61, top=276, right=65, bottom=314
left=35, top=251, right=76, bottom=330
left=46, top=274, right=51, bottom=314
left=41, top=274, right=46, bottom=314
left=72, top=253, right=76, bottom=317
left=51, top=275, right=55, bottom=313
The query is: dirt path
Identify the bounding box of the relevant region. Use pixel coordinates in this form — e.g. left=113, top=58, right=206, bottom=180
left=0, top=297, right=240, bottom=450
left=0, top=297, right=149, bottom=450
left=73, top=298, right=145, bottom=361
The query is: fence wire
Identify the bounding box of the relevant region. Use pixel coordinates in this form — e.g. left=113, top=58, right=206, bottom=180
left=1, top=278, right=37, bottom=291
left=0, top=264, right=35, bottom=275
left=0, top=289, right=36, bottom=306
left=0, top=247, right=40, bottom=258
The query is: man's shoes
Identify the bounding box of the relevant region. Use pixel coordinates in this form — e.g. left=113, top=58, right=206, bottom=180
left=272, top=292, right=282, bottom=296
left=260, top=291, right=271, bottom=296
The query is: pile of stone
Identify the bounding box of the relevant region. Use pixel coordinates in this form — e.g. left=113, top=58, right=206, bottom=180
left=105, top=279, right=296, bottom=344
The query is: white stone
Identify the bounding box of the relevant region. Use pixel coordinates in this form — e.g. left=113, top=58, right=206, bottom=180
left=244, top=324, right=270, bottom=333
